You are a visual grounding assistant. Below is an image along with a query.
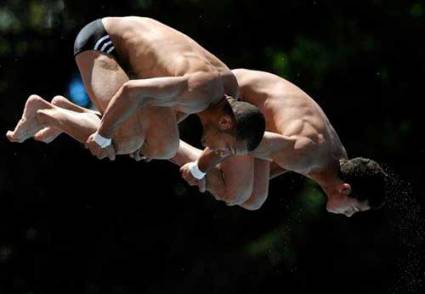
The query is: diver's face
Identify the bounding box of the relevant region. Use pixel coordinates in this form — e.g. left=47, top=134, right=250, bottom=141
left=201, top=128, right=247, bottom=157
left=326, top=193, right=371, bottom=217
left=201, top=114, right=248, bottom=157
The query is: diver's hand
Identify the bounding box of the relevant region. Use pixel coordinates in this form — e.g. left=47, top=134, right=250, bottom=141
left=130, top=149, right=152, bottom=162
left=85, top=133, right=116, bottom=161
left=180, top=162, right=199, bottom=185
left=180, top=162, right=206, bottom=193
left=197, top=177, right=206, bottom=193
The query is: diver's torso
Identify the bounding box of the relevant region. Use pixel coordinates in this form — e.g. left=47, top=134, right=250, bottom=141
left=233, top=68, right=347, bottom=174
left=103, top=16, right=235, bottom=113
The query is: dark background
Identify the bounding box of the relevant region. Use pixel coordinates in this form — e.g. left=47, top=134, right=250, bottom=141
left=0, top=0, right=424, bottom=293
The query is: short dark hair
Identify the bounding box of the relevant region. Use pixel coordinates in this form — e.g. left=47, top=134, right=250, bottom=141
left=338, top=157, right=387, bottom=209
left=224, top=97, right=266, bottom=151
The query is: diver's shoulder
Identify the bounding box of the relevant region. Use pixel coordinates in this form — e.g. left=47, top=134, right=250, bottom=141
left=232, top=68, right=289, bottom=85
left=108, top=16, right=163, bottom=27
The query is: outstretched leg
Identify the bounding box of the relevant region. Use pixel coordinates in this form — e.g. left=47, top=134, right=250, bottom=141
left=34, top=95, right=100, bottom=143
left=76, top=51, right=146, bottom=154
left=8, top=51, right=143, bottom=153
left=35, top=104, right=100, bottom=143
left=6, top=94, right=101, bottom=144
left=7, top=94, right=57, bottom=143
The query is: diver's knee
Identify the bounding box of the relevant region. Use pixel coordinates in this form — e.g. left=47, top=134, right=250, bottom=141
left=240, top=203, right=262, bottom=211
left=219, top=185, right=252, bottom=206
left=239, top=192, right=268, bottom=211
left=240, top=201, right=264, bottom=211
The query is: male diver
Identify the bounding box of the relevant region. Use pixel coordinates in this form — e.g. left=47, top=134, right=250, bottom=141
left=6, top=17, right=265, bottom=162
left=177, top=69, right=387, bottom=217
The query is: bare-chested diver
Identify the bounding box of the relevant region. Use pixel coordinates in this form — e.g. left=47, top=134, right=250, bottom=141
left=6, top=17, right=265, bottom=161
left=177, top=69, right=387, bottom=217
left=7, top=67, right=387, bottom=217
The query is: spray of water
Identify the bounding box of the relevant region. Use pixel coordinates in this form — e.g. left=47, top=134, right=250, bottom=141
left=384, top=167, right=425, bottom=294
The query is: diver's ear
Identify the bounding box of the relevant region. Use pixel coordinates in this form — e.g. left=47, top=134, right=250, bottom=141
left=339, top=183, right=352, bottom=196
left=218, top=115, right=233, bottom=131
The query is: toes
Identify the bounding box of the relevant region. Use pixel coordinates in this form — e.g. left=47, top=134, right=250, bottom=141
left=6, top=130, right=22, bottom=143
left=28, top=94, right=42, bottom=101
left=51, top=95, right=68, bottom=106
left=27, top=94, right=50, bottom=109
left=6, top=131, right=15, bottom=141
left=26, top=94, right=44, bottom=106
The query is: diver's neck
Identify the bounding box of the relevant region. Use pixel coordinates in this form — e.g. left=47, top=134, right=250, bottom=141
left=308, top=162, right=342, bottom=194
left=197, top=110, right=212, bottom=129
left=197, top=98, right=226, bottom=127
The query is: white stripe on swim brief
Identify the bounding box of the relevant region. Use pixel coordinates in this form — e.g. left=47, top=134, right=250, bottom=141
left=94, top=35, right=110, bottom=51
left=100, top=40, right=113, bottom=52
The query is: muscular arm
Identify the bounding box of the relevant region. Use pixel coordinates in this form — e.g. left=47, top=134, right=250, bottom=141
left=170, top=140, right=202, bottom=166
left=96, top=76, right=187, bottom=138
left=197, top=147, right=230, bottom=173
left=97, top=71, right=219, bottom=138
left=222, top=71, right=240, bottom=99
left=250, top=131, right=295, bottom=160
left=195, top=131, right=294, bottom=174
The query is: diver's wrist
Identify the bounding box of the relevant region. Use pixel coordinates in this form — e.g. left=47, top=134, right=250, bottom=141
left=94, top=132, right=112, bottom=148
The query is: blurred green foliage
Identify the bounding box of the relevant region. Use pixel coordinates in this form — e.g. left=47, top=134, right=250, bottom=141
left=410, top=2, right=424, bottom=17
left=0, top=1, right=424, bottom=293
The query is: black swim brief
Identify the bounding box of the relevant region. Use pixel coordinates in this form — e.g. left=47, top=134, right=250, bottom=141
left=74, top=19, right=118, bottom=58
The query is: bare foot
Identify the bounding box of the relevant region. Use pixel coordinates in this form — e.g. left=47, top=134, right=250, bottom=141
left=6, top=95, right=53, bottom=143
left=32, top=96, right=84, bottom=143
left=51, top=95, right=100, bottom=116
left=32, top=95, right=101, bottom=143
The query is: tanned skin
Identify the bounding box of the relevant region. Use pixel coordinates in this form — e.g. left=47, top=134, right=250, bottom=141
left=179, top=69, right=370, bottom=217
left=7, top=17, right=240, bottom=162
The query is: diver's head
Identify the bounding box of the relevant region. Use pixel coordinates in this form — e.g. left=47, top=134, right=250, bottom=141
left=201, top=96, right=265, bottom=157
left=325, top=157, right=387, bottom=217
